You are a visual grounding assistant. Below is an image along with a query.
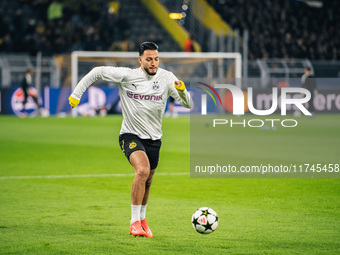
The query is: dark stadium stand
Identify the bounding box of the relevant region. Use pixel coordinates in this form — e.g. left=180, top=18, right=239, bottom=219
left=0, top=0, right=339, bottom=82
left=207, top=0, right=339, bottom=60
left=0, top=0, right=180, bottom=55
left=1, top=0, right=338, bottom=61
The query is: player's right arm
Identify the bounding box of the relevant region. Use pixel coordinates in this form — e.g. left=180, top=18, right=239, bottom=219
left=69, top=66, right=126, bottom=108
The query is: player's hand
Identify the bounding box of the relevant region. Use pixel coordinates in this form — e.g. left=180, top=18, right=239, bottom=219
left=68, top=96, right=80, bottom=108
left=175, top=80, right=186, bottom=92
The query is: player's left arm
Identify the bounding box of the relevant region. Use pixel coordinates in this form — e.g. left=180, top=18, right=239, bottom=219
left=170, top=80, right=192, bottom=109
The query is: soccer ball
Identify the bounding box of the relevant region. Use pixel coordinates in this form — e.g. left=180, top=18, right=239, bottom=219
left=191, top=207, right=218, bottom=234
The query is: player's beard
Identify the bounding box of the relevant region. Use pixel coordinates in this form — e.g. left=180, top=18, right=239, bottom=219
left=144, top=65, right=158, bottom=76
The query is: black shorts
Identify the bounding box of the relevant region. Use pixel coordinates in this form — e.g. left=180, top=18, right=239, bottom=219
left=119, top=133, right=162, bottom=170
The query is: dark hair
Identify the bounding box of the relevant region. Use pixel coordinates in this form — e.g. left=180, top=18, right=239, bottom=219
left=139, top=42, right=159, bottom=56
left=305, top=67, right=311, bottom=71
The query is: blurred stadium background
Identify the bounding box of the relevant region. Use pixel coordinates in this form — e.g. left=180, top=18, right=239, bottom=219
left=0, top=0, right=339, bottom=116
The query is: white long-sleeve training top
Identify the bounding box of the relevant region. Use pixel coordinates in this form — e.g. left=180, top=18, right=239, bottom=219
left=70, top=66, right=192, bottom=140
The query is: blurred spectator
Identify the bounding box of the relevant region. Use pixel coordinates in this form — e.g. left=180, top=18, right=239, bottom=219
left=184, top=36, right=195, bottom=52
left=148, top=33, right=162, bottom=48
left=121, top=37, right=135, bottom=51
left=47, top=0, right=64, bottom=20
left=0, top=34, right=13, bottom=52
left=116, top=13, right=130, bottom=40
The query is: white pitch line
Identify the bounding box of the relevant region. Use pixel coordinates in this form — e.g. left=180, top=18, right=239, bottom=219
left=0, top=172, right=189, bottom=180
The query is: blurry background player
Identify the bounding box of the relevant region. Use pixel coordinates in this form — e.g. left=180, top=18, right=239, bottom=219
left=21, top=69, right=40, bottom=117
left=68, top=42, right=191, bottom=238
left=301, top=67, right=317, bottom=113
left=164, top=96, right=178, bottom=118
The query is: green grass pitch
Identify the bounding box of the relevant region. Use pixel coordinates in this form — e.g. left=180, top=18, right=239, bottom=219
left=0, top=115, right=339, bottom=254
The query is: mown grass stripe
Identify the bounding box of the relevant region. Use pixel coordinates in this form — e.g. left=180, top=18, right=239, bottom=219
left=0, top=172, right=189, bottom=180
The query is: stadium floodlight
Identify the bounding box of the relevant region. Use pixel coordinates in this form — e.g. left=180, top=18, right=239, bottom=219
left=71, top=51, right=242, bottom=116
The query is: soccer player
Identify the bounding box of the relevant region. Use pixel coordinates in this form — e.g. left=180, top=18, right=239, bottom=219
left=301, top=67, right=317, bottom=113
left=164, top=96, right=178, bottom=118
left=68, top=42, right=191, bottom=238
left=21, top=69, right=40, bottom=117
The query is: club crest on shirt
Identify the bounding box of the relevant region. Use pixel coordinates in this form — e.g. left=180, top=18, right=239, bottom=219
left=129, top=141, right=137, bottom=149
left=152, top=81, right=159, bottom=91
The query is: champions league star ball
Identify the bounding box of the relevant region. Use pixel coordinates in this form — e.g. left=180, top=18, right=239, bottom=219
left=191, top=207, right=218, bottom=234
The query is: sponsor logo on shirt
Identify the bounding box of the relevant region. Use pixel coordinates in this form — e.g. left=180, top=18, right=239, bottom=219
left=126, top=91, right=163, bottom=101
